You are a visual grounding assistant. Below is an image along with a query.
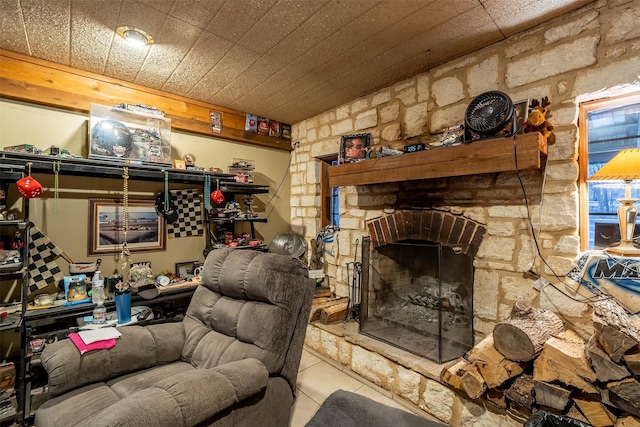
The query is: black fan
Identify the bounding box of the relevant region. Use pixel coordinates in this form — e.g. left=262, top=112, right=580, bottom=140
left=465, top=91, right=515, bottom=138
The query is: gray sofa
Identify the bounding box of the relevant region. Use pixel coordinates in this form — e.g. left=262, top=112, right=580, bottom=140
left=35, top=248, right=315, bottom=427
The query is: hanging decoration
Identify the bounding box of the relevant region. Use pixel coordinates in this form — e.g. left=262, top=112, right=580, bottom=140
left=16, top=162, right=43, bottom=198
left=120, top=167, right=131, bottom=270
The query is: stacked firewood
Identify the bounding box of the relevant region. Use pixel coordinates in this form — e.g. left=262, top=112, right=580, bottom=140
left=309, top=287, right=350, bottom=324
left=442, top=300, right=640, bottom=426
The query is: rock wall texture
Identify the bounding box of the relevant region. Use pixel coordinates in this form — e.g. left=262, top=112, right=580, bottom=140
left=291, top=0, right=640, bottom=338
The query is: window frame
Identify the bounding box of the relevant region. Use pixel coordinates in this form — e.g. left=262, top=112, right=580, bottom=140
left=578, top=91, right=640, bottom=251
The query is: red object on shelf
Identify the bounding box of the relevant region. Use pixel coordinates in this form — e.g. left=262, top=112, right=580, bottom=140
left=16, top=176, right=43, bottom=198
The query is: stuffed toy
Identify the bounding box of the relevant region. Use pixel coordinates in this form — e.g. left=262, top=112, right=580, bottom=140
left=523, top=97, right=554, bottom=138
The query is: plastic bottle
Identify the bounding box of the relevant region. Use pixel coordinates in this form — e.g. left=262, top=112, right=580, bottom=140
left=92, top=271, right=107, bottom=324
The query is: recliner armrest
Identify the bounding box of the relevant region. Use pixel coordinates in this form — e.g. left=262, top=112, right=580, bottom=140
left=42, top=323, right=185, bottom=396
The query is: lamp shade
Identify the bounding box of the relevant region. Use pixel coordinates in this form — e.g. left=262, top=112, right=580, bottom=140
left=588, top=148, right=640, bottom=181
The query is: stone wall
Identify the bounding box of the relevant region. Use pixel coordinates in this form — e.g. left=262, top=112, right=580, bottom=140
left=291, top=0, right=640, bottom=338
left=292, top=1, right=640, bottom=424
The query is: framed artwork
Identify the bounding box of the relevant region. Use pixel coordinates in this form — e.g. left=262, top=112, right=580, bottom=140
left=175, top=261, right=200, bottom=278
left=173, top=159, right=186, bottom=170
left=88, top=199, right=165, bottom=255
left=514, top=99, right=529, bottom=134
left=339, top=133, right=371, bottom=164
left=209, top=110, right=222, bottom=133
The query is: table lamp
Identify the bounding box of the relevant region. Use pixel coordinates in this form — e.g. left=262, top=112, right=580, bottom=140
left=588, top=148, right=640, bottom=256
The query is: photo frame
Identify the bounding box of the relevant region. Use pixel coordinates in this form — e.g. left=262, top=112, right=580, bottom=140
left=514, top=99, right=529, bottom=134
left=339, top=133, right=371, bottom=164
left=175, top=261, right=200, bottom=278
left=88, top=199, right=165, bottom=255
left=173, top=159, right=186, bottom=170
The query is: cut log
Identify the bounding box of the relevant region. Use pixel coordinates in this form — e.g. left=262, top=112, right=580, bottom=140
left=314, top=288, right=334, bottom=298
left=608, top=378, right=640, bottom=418
left=465, top=335, right=524, bottom=388
left=505, top=374, right=535, bottom=410
left=493, top=300, right=565, bottom=361
left=573, top=395, right=617, bottom=427
left=586, top=334, right=631, bottom=382
left=533, top=330, right=597, bottom=393
left=566, top=404, right=591, bottom=424
left=485, top=388, right=507, bottom=410
left=616, top=415, right=640, bottom=427
left=309, top=297, right=348, bottom=322
left=592, top=299, right=640, bottom=362
left=534, top=380, right=571, bottom=411
left=441, top=358, right=470, bottom=391
left=624, top=350, right=640, bottom=376
left=319, top=300, right=349, bottom=324
left=460, top=365, right=487, bottom=399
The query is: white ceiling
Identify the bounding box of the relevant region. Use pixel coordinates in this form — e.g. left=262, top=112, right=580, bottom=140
left=1, top=0, right=593, bottom=125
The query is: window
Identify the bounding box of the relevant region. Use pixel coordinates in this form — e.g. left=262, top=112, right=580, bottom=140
left=579, top=92, right=640, bottom=251
left=318, top=155, right=340, bottom=228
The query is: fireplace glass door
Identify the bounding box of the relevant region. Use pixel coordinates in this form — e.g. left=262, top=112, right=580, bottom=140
left=360, top=237, right=474, bottom=363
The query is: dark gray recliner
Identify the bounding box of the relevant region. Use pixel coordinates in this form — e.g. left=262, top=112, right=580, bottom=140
left=35, top=248, right=314, bottom=427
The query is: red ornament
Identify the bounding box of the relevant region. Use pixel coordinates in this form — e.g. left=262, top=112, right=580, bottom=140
left=211, top=190, right=225, bottom=205
left=16, top=176, right=43, bottom=198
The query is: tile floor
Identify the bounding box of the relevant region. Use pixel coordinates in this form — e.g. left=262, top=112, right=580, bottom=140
left=290, top=347, right=443, bottom=427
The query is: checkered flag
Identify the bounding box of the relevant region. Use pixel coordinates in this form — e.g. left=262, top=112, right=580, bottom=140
left=167, top=189, right=204, bottom=238
left=28, top=224, right=64, bottom=293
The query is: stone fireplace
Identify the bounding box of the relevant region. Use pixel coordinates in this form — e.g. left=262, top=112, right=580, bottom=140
left=361, top=210, right=485, bottom=363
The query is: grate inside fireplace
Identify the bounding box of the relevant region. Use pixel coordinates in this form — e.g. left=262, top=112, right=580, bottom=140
left=360, top=237, right=474, bottom=363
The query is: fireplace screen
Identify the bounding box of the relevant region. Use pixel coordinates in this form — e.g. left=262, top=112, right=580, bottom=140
left=360, top=237, right=474, bottom=363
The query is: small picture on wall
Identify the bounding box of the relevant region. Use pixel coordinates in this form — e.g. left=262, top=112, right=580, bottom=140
left=339, top=133, right=371, bottom=164
left=209, top=111, right=222, bottom=134
left=514, top=99, right=529, bottom=134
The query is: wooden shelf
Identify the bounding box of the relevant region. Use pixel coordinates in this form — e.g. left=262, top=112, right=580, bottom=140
left=328, top=133, right=547, bottom=187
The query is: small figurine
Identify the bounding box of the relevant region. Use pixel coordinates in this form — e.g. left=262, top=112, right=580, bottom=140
left=523, top=97, right=554, bottom=139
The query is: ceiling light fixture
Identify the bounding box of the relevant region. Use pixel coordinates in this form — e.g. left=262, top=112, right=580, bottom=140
left=116, top=26, right=154, bottom=47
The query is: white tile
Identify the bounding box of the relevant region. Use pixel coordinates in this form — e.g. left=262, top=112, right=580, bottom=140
left=289, top=391, right=320, bottom=427
left=298, top=349, right=322, bottom=371
left=296, top=360, right=364, bottom=404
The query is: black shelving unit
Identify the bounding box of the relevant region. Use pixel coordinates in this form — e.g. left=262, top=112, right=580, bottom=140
left=0, top=152, right=272, bottom=424
left=0, top=164, right=30, bottom=425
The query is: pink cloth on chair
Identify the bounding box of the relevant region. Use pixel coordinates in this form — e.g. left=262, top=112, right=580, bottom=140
left=68, top=332, right=117, bottom=355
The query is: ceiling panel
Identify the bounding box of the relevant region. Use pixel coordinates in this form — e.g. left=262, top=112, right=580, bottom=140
left=0, top=0, right=592, bottom=124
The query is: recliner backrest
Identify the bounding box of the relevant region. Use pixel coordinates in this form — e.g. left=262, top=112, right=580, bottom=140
left=182, top=249, right=313, bottom=390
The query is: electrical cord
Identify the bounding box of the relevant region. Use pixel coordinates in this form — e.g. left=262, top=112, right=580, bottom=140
left=264, top=151, right=293, bottom=217
left=512, top=133, right=612, bottom=303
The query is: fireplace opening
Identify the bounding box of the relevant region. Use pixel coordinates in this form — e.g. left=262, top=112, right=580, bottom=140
left=360, top=237, right=474, bottom=363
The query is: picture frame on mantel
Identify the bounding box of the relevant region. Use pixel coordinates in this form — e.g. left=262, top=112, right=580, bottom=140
left=339, top=133, right=371, bottom=164
left=88, top=199, right=165, bottom=255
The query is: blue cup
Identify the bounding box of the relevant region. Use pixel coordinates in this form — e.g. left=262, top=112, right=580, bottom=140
left=115, top=291, right=132, bottom=324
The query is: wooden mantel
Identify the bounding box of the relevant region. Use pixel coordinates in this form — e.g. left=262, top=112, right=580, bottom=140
left=328, top=133, right=547, bottom=187
left=0, top=49, right=291, bottom=151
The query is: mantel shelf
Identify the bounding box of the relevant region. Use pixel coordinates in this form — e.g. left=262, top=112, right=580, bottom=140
left=328, top=132, right=547, bottom=187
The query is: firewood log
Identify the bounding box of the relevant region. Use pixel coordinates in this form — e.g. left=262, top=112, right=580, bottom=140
left=573, top=395, right=617, bottom=427
left=505, top=374, right=535, bottom=410
left=493, top=300, right=565, bottom=361
left=460, top=365, right=487, bottom=399
left=592, top=299, right=640, bottom=362
left=319, top=300, right=349, bottom=324
left=309, top=297, right=348, bottom=322
left=533, top=330, right=597, bottom=393
left=607, top=378, right=640, bottom=418
left=624, top=350, right=640, bottom=376
left=586, top=334, right=631, bottom=382
left=441, top=358, right=470, bottom=391
left=465, top=335, right=524, bottom=388
left=616, top=415, right=640, bottom=427
left=534, top=380, right=571, bottom=411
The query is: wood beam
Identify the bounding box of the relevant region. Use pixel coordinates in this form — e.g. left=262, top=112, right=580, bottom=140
left=0, top=49, right=291, bottom=152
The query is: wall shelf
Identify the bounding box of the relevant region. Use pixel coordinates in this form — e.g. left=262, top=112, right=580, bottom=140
left=328, top=133, right=547, bottom=187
